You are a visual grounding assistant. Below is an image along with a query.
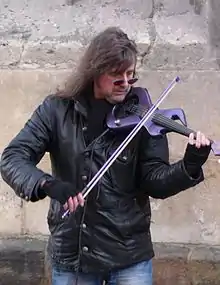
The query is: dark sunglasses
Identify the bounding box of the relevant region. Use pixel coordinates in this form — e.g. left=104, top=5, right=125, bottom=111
left=113, top=77, right=138, bottom=86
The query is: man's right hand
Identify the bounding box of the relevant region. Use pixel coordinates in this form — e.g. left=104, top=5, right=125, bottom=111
left=40, top=179, right=84, bottom=212
left=63, top=193, right=84, bottom=212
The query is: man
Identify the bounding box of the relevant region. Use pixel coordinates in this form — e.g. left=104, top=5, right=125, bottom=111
left=0, top=27, right=211, bottom=285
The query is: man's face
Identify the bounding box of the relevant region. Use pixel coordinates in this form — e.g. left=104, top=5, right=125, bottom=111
left=94, top=64, right=137, bottom=104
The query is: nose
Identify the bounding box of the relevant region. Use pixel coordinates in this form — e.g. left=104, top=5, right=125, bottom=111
left=121, top=75, right=129, bottom=87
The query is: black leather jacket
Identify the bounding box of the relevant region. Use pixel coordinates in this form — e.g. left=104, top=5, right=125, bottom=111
left=0, top=89, right=204, bottom=274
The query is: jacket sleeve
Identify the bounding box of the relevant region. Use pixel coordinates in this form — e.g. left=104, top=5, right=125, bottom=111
left=0, top=96, right=54, bottom=202
left=137, top=130, right=204, bottom=199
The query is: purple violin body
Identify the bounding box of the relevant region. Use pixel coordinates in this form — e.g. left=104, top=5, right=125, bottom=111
left=106, top=87, right=220, bottom=156
left=107, top=87, right=187, bottom=135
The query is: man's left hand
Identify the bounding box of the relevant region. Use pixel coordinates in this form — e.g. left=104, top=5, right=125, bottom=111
left=183, top=131, right=211, bottom=177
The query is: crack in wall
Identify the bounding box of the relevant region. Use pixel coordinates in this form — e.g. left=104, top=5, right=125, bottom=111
left=139, top=0, right=156, bottom=68
left=8, top=42, right=25, bottom=68
left=189, top=0, right=206, bottom=15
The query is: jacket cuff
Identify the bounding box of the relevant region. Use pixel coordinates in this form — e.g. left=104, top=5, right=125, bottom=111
left=181, top=160, right=204, bottom=183
left=28, top=174, right=52, bottom=202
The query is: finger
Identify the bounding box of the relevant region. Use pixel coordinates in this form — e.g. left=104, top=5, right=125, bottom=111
left=205, top=138, right=211, bottom=146
left=202, top=133, right=211, bottom=146
left=195, top=131, right=201, bottom=148
left=73, top=196, right=79, bottom=212
left=67, top=197, right=74, bottom=212
left=200, top=132, right=207, bottom=147
left=63, top=202, right=68, bottom=211
left=77, top=193, right=85, bottom=207
left=188, top=133, right=195, bottom=145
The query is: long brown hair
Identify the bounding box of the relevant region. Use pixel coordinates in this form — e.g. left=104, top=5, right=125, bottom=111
left=56, top=27, right=138, bottom=99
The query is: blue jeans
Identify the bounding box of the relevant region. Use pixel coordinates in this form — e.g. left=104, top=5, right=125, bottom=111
left=52, top=259, right=152, bottom=285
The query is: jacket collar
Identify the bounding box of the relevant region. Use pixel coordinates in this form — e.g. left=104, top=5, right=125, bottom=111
left=73, top=87, right=92, bottom=118
left=74, top=99, right=88, bottom=118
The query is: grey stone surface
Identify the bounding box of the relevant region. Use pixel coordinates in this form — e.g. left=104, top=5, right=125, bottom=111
left=0, top=40, right=23, bottom=67
left=0, top=0, right=153, bottom=44
left=189, top=0, right=207, bottom=15
left=208, top=0, right=220, bottom=65
left=153, top=242, right=220, bottom=262
left=1, top=0, right=219, bottom=70
left=154, top=0, right=207, bottom=16
left=0, top=0, right=155, bottom=69
left=142, top=43, right=218, bottom=70
left=21, top=40, right=84, bottom=69
left=154, top=243, right=191, bottom=260
left=0, top=176, right=22, bottom=235
left=1, top=238, right=220, bottom=285
left=0, top=238, right=46, bottom=285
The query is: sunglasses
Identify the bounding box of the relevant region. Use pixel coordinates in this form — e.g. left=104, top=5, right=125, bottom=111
left=113, top=77, right=138, bottom=86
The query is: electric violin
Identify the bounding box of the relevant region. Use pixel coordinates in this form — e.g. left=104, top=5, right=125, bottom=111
left=106, top=86, right=220, bottom=156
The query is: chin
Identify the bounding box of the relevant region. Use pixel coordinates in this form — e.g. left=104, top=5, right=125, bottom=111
left=111, top=94, right=126, bottom=103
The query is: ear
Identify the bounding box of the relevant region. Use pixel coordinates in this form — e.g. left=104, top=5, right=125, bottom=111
left=93, top=77, right=104, bottom=99
left=94, top=76, right=101, bottom=89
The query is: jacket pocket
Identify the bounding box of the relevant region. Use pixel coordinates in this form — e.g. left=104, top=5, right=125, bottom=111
left=47, top=200, right=64, bottom=226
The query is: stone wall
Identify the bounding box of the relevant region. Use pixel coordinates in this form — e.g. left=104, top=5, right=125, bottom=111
left=1, top=238, right=220, bottom=285
left=0, top=0, right=220, bottom=252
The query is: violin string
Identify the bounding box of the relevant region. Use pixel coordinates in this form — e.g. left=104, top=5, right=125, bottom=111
left=153, top=113, right=194, bottom=135
left=154, top=115, right=190, bottom=134
left=125, top=102, right=189, bottom=132
left=127, top=105, right=192, bottom=135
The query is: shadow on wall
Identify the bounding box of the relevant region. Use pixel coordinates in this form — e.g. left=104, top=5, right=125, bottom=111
left=189, top=0, right=206, bottom=15
left=208, top=0, right=220, bottom=67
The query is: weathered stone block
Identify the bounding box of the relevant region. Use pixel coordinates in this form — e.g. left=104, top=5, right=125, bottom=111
left=23, top=154, right=51, bottom=236
left=142, top=43, right=218, bottom=70
left=0, top=0, right=154, bottom=69
left=140, top=13, right=218, bottom=70
left=154, top=0, right=207, bottom=16
left=21, top=40, right=84, bottom=69
left=208, top=0, right=220, bottom=67
left=0, top=238, right=46, bottom=285
left=24, top=199, right=50, bottom=236
left=153, top=242, right=220, bottom=285
left=111, top=0, right=154, bottom=18
left=154, top=259, right=220, bottom=285
left=0, top=177, right=22, bottom=235
left=0, top=70, right=67, bottom=236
